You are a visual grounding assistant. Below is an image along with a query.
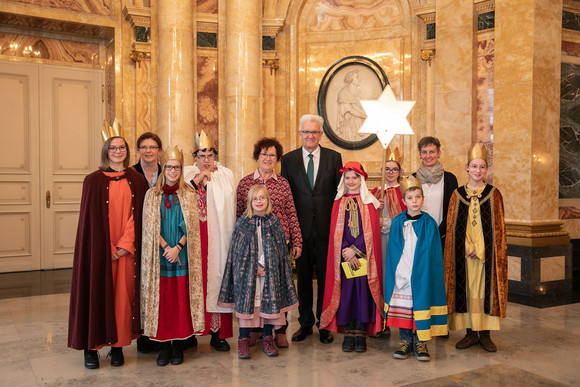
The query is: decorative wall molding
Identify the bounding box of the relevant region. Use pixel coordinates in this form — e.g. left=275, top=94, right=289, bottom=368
left=262, top=58, right=280, bottom=75
left=564, top=0, right=580, bottom=13
left=414, top=3, right=435, bottom=24
left=475, top=0, right=495, bottom=14
left=122, top=6, right=151, bottom=28
left=129, top=41, right=150, bottom=67
left=197, top=13, right=218, bottom=33
left=506, top=219, right=570, bottom=246
left=263, top=18, right=284, bottom=36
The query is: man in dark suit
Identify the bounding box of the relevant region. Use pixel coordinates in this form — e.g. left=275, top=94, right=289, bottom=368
left=281, top=114, right=342, bottom=344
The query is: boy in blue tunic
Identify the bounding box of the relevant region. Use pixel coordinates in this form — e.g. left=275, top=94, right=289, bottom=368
left=384, top=176, right=448, bottom=361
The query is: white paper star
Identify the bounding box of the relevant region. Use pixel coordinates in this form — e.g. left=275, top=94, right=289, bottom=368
left=359, top=85, right=415, bottom=149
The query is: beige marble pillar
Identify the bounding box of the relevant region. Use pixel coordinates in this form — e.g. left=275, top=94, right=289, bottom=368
left=155, top=0, right=195, bottom=163
left=494, top=0, right=570, bottom=306
left=494, top=0, right=562, bottom=225
left=223, top=0, right=262, bottom=180
left=434, top=0, right=475, bottom=177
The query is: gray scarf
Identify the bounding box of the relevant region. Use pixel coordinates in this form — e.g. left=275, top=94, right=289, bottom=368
left=416, top=162, right=445, bottom=184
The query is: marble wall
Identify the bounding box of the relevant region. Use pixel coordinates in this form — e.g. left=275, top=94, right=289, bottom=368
left=197, top=0, right=217, bottom=14
left=434, top=0, right=474, bottom=181
left=0, top=33, right=100, bottom=66
left=297, top=0, right=412, bottom=173
left=5, top=0, right=110, bottom=15
left=560, top=39, right=580, bottom=238
left=197, top=55, right=219, bottom=150
left=560, top=62, right=580, bottom=200
left=476, top=38, right=495, bottom=183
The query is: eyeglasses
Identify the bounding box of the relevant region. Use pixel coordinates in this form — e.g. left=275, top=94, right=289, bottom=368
left=139, top=146, right=159, bottom=150
left=252, top=196, right=267, bottom=201
left=108, top=146, right=127, bottom=152
left=385, top=168, right=400, bottom=173
left=300, top=130, right=322, bottom=136
left=259, top=153, right=277, bottom=159
left=164, top=165, right=182, bottom=171
left=196, top=154, right=215, bottom=160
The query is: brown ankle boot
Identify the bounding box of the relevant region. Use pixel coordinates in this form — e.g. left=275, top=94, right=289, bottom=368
left=455, top=329, right=479, bottom=349
left=478, top=330, right=497, bottom=352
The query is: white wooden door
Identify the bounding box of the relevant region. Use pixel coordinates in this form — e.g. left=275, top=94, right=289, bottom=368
left=0, top=62, right=41, bottom=272
left=40, top=66, right=103, bottom=270
left=0, top=61, right=103, bottom=272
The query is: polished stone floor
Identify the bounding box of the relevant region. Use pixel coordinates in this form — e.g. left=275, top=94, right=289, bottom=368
left=1, top=276, right=579, bottom=386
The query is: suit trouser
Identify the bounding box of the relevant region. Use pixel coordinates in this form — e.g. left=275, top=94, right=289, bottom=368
left=295, top=231, right=329, bottom=328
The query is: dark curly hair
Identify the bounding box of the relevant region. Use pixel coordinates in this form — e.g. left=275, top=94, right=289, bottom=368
left=252, top=137, right=283, bottom=162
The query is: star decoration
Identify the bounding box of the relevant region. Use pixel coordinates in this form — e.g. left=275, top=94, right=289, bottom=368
left=359, top=85, right=416, bottom=149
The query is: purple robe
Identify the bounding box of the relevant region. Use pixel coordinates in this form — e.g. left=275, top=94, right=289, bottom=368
left=336, top=195, right=376, bottom=326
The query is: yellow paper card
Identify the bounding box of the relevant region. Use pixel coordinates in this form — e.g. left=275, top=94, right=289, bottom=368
left=341, top=258, right=367, bottom=279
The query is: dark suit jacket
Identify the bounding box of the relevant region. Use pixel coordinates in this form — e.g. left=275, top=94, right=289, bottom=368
left=281, top=146, right=342, bottom=241
left=132, top=161, right=161, bottom=187
left=413, top=170, right=458, bottom=241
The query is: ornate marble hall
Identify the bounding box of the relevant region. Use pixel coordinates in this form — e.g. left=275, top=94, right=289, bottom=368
left=0, top=0, right=579, bottom=385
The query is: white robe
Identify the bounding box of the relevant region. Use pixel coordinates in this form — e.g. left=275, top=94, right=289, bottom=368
left=184, top=162, right=236, bottom=313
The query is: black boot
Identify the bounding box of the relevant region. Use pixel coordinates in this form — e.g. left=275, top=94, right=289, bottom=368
left=342, top=330, right=355, bottom=352
left=210, top=330, right=231, bottom=351
left=171, top=340, right=184, bottom=365
left=84, top=349, right=99, bottom=369
left=157, top=342, right=172, bottom=366
left=354, top=331, right=367, bottom=353
left=109, top=347, right=124, bottom=367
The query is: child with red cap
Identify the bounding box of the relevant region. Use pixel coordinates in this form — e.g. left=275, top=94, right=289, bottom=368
left=320, top=162, right=384, bottom=353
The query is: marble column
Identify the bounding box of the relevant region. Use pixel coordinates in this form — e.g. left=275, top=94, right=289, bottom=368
left=434, top=0, right=475, bottom=177
left=494, top=0, right=571, bottom=306
left=223, top=0, right=262, bottom=180
left=155, top=0, right=195, bottom=163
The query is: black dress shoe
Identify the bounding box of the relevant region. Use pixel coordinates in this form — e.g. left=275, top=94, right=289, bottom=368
left=210, top=332, right=231, bottom=352
left=137, top=335, right=156, bottom=353
left=84, top=349, right=99, bottom=369
left=319, top=329, right=334, bottom=344
left=183, top=335, right=198, bottom=350
left=157, top=342, right=172, bottom=367
left=171, top=341, right=184, bottom=365
left=109, top=347, right=124, bottom=367
left=291, top=326, right=313, bottom=342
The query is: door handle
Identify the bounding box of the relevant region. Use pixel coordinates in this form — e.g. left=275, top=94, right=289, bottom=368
left=46, top=190, right=51, bottom=209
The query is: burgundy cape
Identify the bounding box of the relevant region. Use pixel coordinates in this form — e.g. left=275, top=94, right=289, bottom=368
left=320, top=196, right=384, bottom=335
left=68, top=168, right=147, bottom=350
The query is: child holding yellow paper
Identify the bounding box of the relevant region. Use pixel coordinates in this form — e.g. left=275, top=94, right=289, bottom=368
left=320, top=162, right=384, bottom=353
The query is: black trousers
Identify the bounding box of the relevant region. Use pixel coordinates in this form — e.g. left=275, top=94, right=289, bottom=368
left=295, top=231, right=329, bottom=329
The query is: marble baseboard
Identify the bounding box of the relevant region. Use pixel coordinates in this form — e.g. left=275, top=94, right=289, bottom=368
left=508, top=243, right=574, bottom=307
left=0, top=269, right=72, bottom=301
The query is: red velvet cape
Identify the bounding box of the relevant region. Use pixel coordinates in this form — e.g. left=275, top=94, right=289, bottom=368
left=320, top=196, right=384, bottom=335
left=68, top=168, right=147, bottom=350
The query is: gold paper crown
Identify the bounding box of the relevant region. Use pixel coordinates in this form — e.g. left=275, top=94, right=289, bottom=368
left=467, top=143, right=489, bottom=163
left=399, top=175, right=422, bottom=195
left=386, top=146, right=403, bottom=165
left=102, top=119, right=122, bottom=142
left=194, top=130, right=215, bottom=152
left=160, top=145, right=184, bottom=166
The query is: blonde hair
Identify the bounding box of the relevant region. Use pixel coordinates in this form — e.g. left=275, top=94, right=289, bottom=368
left=151, top=159, right=191, bottom=195
left=244, top=185, right=272, bottom=217
left=99, top=136, right=131, bottom=171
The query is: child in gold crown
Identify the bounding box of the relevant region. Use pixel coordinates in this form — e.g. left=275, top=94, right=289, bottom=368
left=385, top=175, right=448, bottom=362
left=444, top=144, right=507, bottom=352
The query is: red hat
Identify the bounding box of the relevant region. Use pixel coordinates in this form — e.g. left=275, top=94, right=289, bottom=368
left=339, top=161, right=368, bottom=180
